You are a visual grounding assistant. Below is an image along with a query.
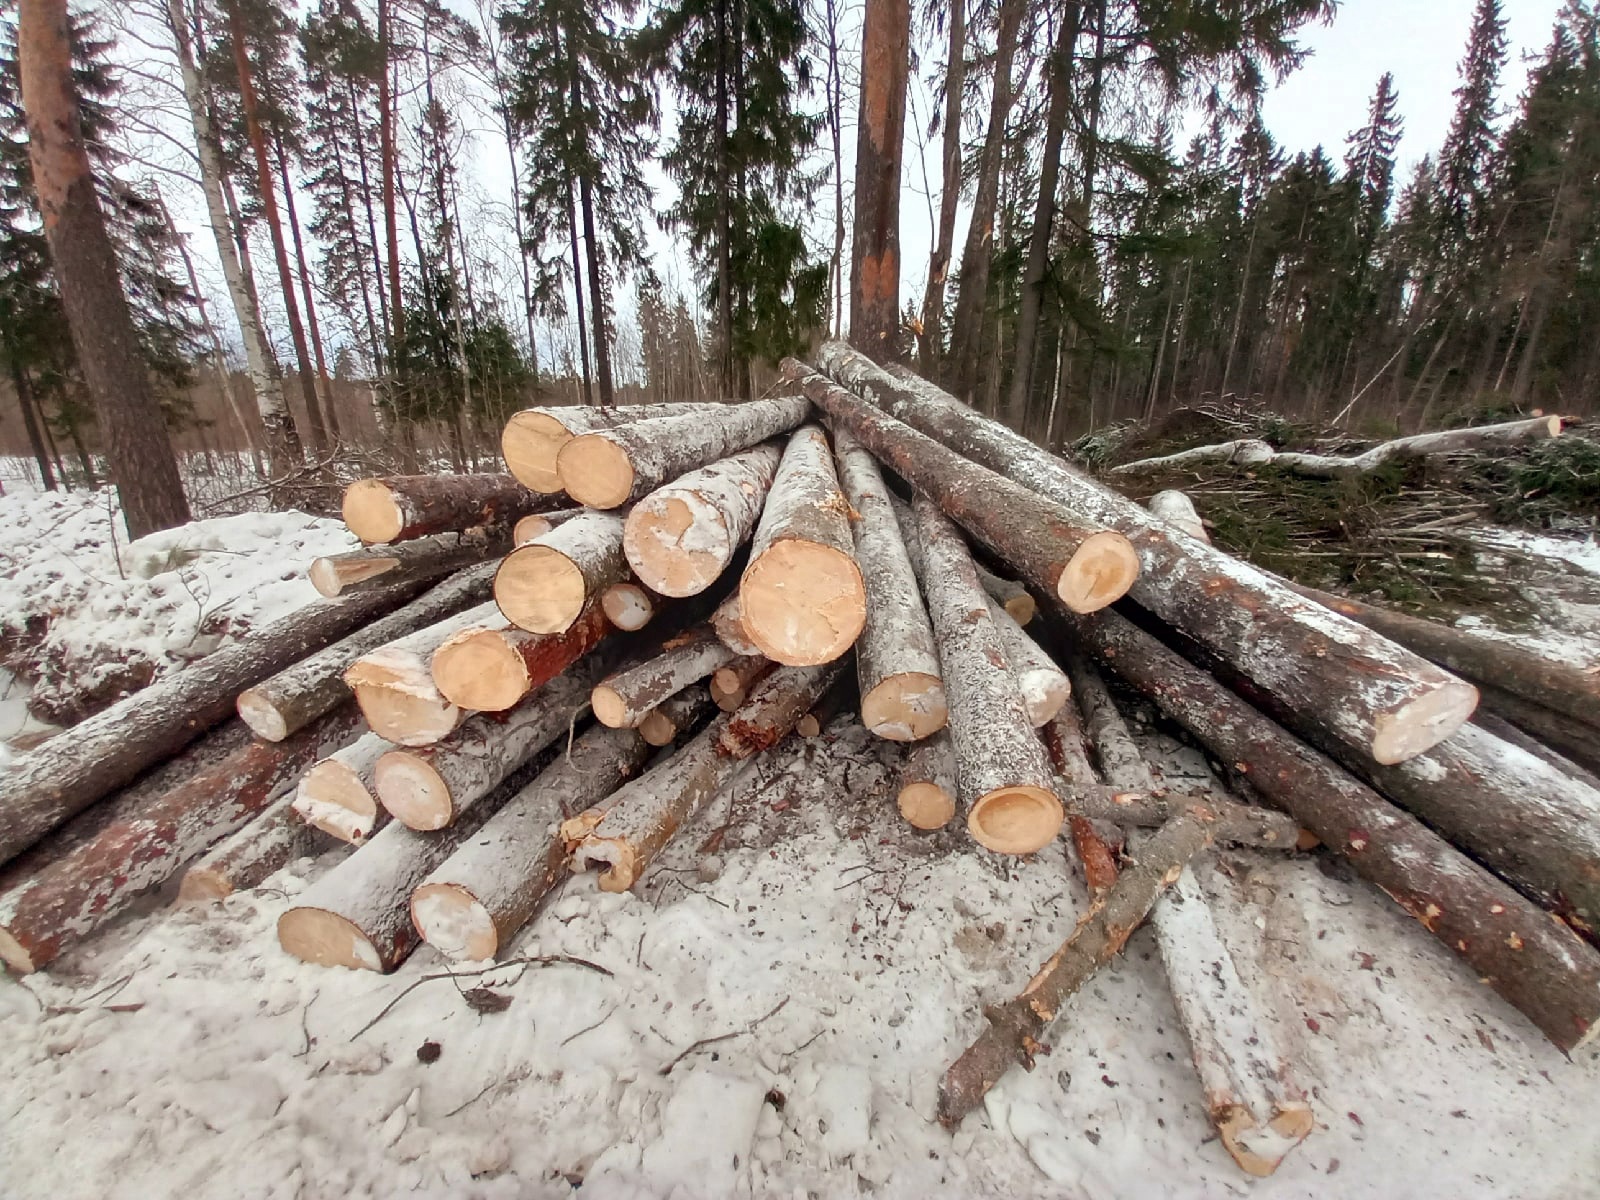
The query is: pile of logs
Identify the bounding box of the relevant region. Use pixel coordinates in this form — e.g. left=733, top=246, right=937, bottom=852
left=2, top=349, right=1598, bottom=1180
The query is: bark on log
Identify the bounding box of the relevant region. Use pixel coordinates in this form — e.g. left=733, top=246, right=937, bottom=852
left=623, top=443, right=783, bottom=596
left=797, top=668, right=854, bottom=737
left=0, top=583, right=419, bottom=867
left=514, top=507, right=585, bottom=546
left=292, top=732, right=391, bottom=844
left=343, top=599, right=504, bottom=745
left=711, top=655, right=775, bottom=711
left=711, top=592, right=763, bottom=658
left=898, top=729, right=959, bottom=829
left=976, top=565, right=1036, bottom=625
left=814, top=343, right=1477, bottom=765
left=1146, top=490, right=1210, bottom=543
left=502, top=402, right=725, bottom=493
left=557, top=396, right=812, bottom=509
left=988, top=598, right=1070, bottom=727
left=307, top=529, right=509, bottom=598
left=591, top=625, right=735, bottom=729
left=179, top=794, right=333, bottom=903
left=429, top=604, right=611, bottom=713
left=343, top=472, right=555, bottom=544
left=739, top=424, right=868, bottom=666
left=0, top=706, right=362, bottom=974
left=638, top=685, right=716, bottom=747
left=238, top=564, right=495, bottom=742
left=1062, top=605, right=1600, bottom=1053
left=1473, top=693, right=1600, bottom=785
left=787, top=362, right=1139, bottom=613
left=912, top=495, right=1063, bottom=855
left=602, top=582, right=656, bottom=631
left=832, top=424, right=946, bottom=740
left=1039, top=708, right=1121, bottom=895
left=494, top=510, right=628, bottom=634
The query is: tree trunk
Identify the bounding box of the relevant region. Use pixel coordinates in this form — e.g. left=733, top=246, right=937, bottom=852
left=429, top=603, right=611, bottom=713
left=917, top=0, right=965, bottom=374
left=18, top=0, right=191, bottom=537
left=178, top=793, right=333, bottom=904
left=639, top=685, right=714, bottom=746
left=714, top=0, right=735, bottom=397
left=378, top=0, right=403, bottom=353
left=493, top=511, right=628, bottom=634
left=307, top=529, right=510, bottom=599
left=592, top=626, right=737, bottom=729
left=1038, top=707, right=1120, bottom=894
left=710, top=653, right=773, bottom=710
left=848, top=0, right=910, bottom=357
left=274, top=131, right=338, bottom=442
left=988, top=597, right=1069, bottom=727
left=10, top=362, right=55, bottom=490
left=565, top=175, right=593, bottom=403
left=1475, top=682, right=1600, bottom=779
left=291, top=732, right=391, bottom=844
left=577, top=172, right=616, bottom=406
left=502, top=401, right=724, bottom=493
left=976, top=565, right=1035, bottom=624
left=342, top=472, right=553, bottom=544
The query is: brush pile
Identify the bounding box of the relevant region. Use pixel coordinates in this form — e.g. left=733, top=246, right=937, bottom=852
left=2, top=346, right=1598, bottom=1178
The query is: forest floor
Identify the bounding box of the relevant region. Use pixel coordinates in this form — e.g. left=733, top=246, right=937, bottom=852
left=3, top=462, right=1600, bottom=1198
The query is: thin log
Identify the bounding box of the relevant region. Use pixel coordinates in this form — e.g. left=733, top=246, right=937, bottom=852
left=1040, top=707, right=1120, bottom=895
left=711, top=592, right=763, bottom=658
left=988, top=598, right=1070, bottom=727
left=307, top=529, right=509, bottom=599
left=178, top=794, right=333, bottom=904
left=592, top=626, right=736, bottom=729
left=430, top=604, right=611, bottom=713
left=292, top=732, right=391, bottom=844
left=815, top=343, right=1478, bottom=766
left=638, top=685, right=715, bottom=747
left=342, top=472, right=555, bottom=544
left=976, top=565, right=1036, bottom=625
left=514, top=507, right=585, bottom=546
left=602, top=582, right=655, bottom=631
left=343, top=599, right=504, bottom=745
left=502, top=402, right=725, bottom=493
left=1476, top=683, right=1600, bottom=779
left=711, top=655, right=774, bottom=711
left=494, top=510, right=627, bottom=634
left=898, top=729, right=958, bottom=829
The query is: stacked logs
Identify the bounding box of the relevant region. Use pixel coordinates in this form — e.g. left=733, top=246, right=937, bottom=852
left=0, top=373, right=1595, bottom=1180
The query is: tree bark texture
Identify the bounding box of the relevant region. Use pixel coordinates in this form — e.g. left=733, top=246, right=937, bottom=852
left=178, top=794, right=333, bottom=904
left=308, top=529, right=511, bottom=599
left=502, top=402, right=725, bottom=493
left=591, top=626, right=736, bottom=730
left=342, top=473, right=554, bottom=545
left=848, top=0, right=910, bottom=358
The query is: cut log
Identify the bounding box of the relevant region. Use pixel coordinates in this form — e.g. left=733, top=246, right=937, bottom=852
left=591, top=625, right=736, bottom=729
left=374, top=660, right=603, bottom=831
left=602, top=582, right=656, bottom=631
left=831, top=424, right=946, bottom=740
left=787, top=363, right=1140, bottom=614
left=292, top=732, right=391, bottom=844
left=558, top=396, right=811, bottom=509
left=564, top=663, right=841, bottom=890
left=623, top=443, right=784, bottom=596
left=1108, top=439, right=1276, bottom=477
left=976, top=565, right=1036, bottom=625
left=797, top=669, right=854, bottom=737
left=514, top=507, right=584, bottom=545
left=0, top=581, right=421, bottom=868
left=178, top=794, right=333, bottom=903
left=0, top=705, right=362, bottom=974
left=1039, top=708, right=1120, bottom=895
left=897, top=729, right=958, bottom=830
left=307, top=529, right=509, bottom=598
left=988, top=598, right=1070, bottom=727
left=1474, top=697, right=1600, bottom=786
left=711, top=592, right=763, bottom=658
left=711, top=655, right=774, bottom=711
left=913, top=494, right=1063, bottom=855
left=238, top=563, right=496, bottom=742
left=502, top=402, right=725, bottom=493
left=343, top=599, right=504, bottom=745
left=342, top=472, right=554, bottom=544
left=814, top=343, right=1478, bottom=765
left=429, top=604, right=611, bottom=713
left=1067, top=654, right=1313, bottom=1177
left=1476, top=683, right=1600, bottom=779
left=1062, top=605, right=1600, bottom=1053
left=1146, top=490, right=1210, bottom=543
left=638, top=685, right=716, bottom=747
left=494, top=510, right=628, bottom=634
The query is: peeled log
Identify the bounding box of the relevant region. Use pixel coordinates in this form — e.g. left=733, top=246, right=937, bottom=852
left=179, top=794, right=333, bottom=903
left=1062, top=605, right=1600, bottom=1053
left=624, top=443, right=783, bottom=596
left=898, top=730, right=958, bottom=830
left=343, top=599, right=504, bottom=745
left=429, top=604, right=611, bottom=713
left=342, top=472, right=554, bottom=544
left=0, top=706, right=362, bottom=974
left=592, top=626, right=735, bottom=729
left=239, top=564, right=495, bottom=742
left=815, top=342, right=1478, bottom=765
left=913, top=495, right=1063, bottom=855
left=787, top=362, right=1139, bottom=614
left=308, top=529, right=509, bottom=598
left=292, top=733, right=391, bottom=843
left=558, top=397, right=811, bottom=509
left=502, top=402, right=725, bottom=493
left=494, top=510, right=628, bottom=634
left=602, top=583, right=655, bottom=631
left=831, top=425, right=946, bottom=740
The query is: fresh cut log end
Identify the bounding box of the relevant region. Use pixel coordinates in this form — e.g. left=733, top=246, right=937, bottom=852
left=177, top=867, right=232, bottom=904
left=515, top=512, right=554, bottom=544
left=1215, top=1100, right=1316, bottom=1178
left=558, top=434, right=635, bottom=508
left=349, top=681, right=459, bottom=747
left=431, top=628, right=529, bottom=712
left=591, top=684, right=632, bottom=729
left=740, top=540, right=867, bottom=666
left=0, top=928, right=37, bottom=974
left=294, top=758, right=382, bottom=843
left=625, top=495, right=732, bottom=596
left=861, top=672, right=948, bottom=741
left=1371, top=679, right=1481, bottom=765
left=571, top=837, right=639, bottom=893
left=968, top=784, right=1064, bottom=855
left=495, top=544, right=589, bottom=634
left=342, top=478, right=405, bottom=544
left=501, top=410, right=574, bottom=493
left=1057, top=530, right=1142, bottom=614
left=308, top=554, right=398, bottom=598
left=277, top=906, right=384, bottom=971
left=373, top=750, right=454, bottom=831
left=410, top=881, right=499, bottom=962
left=899, top=781, right=956, bottom=830
left=602, top=583, right=655, bottom=631
left=235, top=689, right=289, bottom=742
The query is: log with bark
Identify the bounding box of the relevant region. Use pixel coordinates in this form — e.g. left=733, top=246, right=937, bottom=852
left=976, top=565, right=1036, bottom=625
left=786, top=362, right=1140, bottom=614
left=897, top=729, right=959, bottom=829
left=429, top=603, right=612, bottom=713
left=1039, top=708, right=1121, bottom=895
left=601, top=582, right=656, bottom=631
left=342, top=599, right=503, bottom=745
left=814, top=343, right=1478, bottom=766
left=291, top=732, right=391, bottom=843
left=1474, top=686, right=1600, bottom=781
left=238, top=563, right=495, bottom=742
left=711, top=655, right=775, bottom=711
left=797, top=668, right=854, bottom=737
left=831, top=425, right=946, bottom=740
left=501, top=402, right=725, bottom=493
left=638, top=685, right=714, bottom=747
left=494, top=510, right=628, bottom=634
left=591, top=625, right=735, bottom=729
left=912, top=495, right=1063, bottom=855
left=557, top=396, right=811, bottom=509
left=738, top=424, right=868, bottom=666
left=1060, top=605, right=1600, bottom=1053
left=0, top=705, right=362, bottom=974
left=178, top=794, right=333, bottom=904
left=514, top=507, right=584, bottom=546
left=623, top=443, right=783, bottom=596
left=989, top=598, right=1070, bottom=727
left=711, top=592, right=763, bottom=658
left=0, top=580, right=421, bottom=867
left=307, top=528, right=509, bottom=598
left=342, top=472, right=555, bottom=544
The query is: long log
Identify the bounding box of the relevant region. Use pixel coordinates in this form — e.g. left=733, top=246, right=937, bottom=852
left=738, top=424, right=867, bottom=666
left=591, top=625, right=735, bottom=729
left=238, top=563, right=496, bottom=741
left=1473, top=690, right=1600, bottom=783
left=343, top=599, right=504, bottom=745
left=787, top=363, right=1140, bottom=614
left=494, top=510, right=628, bottom=634
left=307, top=528, right=509, bottom=598
left=430, top=604, right=611, bottom=713
left=623, top=443, right=783, bottom=596
left=0, top=581, right=420, bottom=867
left=342, top=472, right=554, bottom=544
left=557, top=396, right=812, bottom=509
left=912, top=495, right=1063, bottom=855
left=814, top=343, right=1478, bottom=765
left=897, top=729, right=959, bottom=830
left=1061, top=605, right=1600, bottom=1053
left=976, top=565, right=1036, bottom=625
left=178, top=794, right=333, bottom=903
left=291, top=732, right=391, bottom=843
left=502, top=402, right=726, bottom=493
left=831, top=425, right=946, bottom=740
left=0, top=705, right=362, bottom=974
left=1039, top=707, right=1121, bottom=895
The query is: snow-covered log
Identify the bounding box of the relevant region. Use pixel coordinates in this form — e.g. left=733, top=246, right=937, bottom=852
left=988, top=598, right=1070, bottom=727
left=1475, top=684, right=1600, bottom=780
left=591, top=625, right=735, bottom=729
left=897, top=729, right=958, bottom=830
left=501, top=402, right=725, bottom=493
left=307, top=529, right=508, bottom=598
left=602, top=582, right=656, bottom=631
left=711, top=592, right=762, bottom=658
left=291, top=732, right=391, bottom=843
left=814, top=342, right=1478, bottom=766
left=494, top=510, right=628, bottom=634
left=342, top=472, right=554, bottom=544
left=178, top=794, right=333, bottom=903
left=514, top=507, right=584, bottom=546
left=1146, top=490, right=1210, bottom=543
left=429, top=604, right=611, bottom=713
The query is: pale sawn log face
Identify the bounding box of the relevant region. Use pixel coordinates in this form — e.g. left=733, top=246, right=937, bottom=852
left=502, top=403, right=728, bottom=493
left=494, top=511, right=628, bottom=634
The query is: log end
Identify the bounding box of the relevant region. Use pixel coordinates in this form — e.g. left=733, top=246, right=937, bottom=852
left=411, top=882, right=499, bottom=962
left=374, top=751, right=453, bottom=831
left=592, top=684, right=634, bottom=729
left=236, top=689, right=289, bottom=742
left=176, top=867, right=233, bottom=905
left=740, top=542, right=868, bottom=666
left=277, top=906, right=385, bottom=971
left=602, top=583, right=655, bottom=631
left=514, top=513, right=555, bottom=545
left=1544, top=414, right=1564, bottom=437
left=898, top=781, right=956, bottom=830
left=968, top=785, right=1065, bottom=855
left=625, top=496, right=732, bottom=597
left=638, top=708, right=678, bottom=746
left=559, top=433, right=635, bottom=508
left=350, top=682, right=462, bottom=747
left=1370, top=678, right=1479, bottom=765
left=1020, top=672, right=1072, bottom=729
left=862, top=673, right=948, bottom=742
left=1004, top=594, right=1037, bottom=626
left=572, top=837, right=639, bottom=893
left=0, top=927, right=39, bottom=975
left=1056, top=531, right=1142, bottom=614
left=502, top=410, right=572, bottom=493
left=295, top=759, right=381, bottom=843
left=307, top=557, right=346, bottom=598
left=432, top=629, right=532, bottom=712
left=496, top=545, right=587, bottom=634
left=342, top=478, right=405, bottom=544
